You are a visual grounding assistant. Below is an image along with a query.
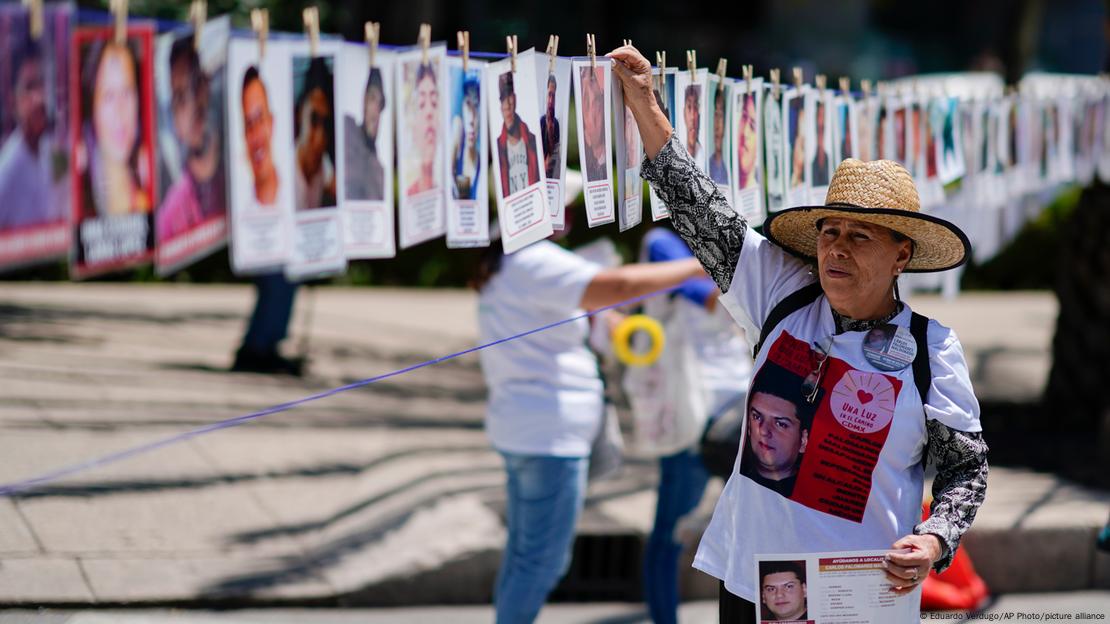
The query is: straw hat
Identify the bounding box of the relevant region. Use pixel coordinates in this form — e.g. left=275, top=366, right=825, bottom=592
left=763, top=158, right=971, bottom=273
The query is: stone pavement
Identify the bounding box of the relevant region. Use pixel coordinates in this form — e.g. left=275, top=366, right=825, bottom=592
left=0, top=283, right=1106, bottom=606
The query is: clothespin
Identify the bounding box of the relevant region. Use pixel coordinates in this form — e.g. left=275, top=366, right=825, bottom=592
left=506, top=34, right=518, bottom=73
left=546, top=35, right=559, bottom=74
left=686, top=49, right=697, bottom=80
left=109, top=0, right=127, bottom=45
left=623, top=38, right=632, bottom=47
left=418, top=23, right=431, bottom=65
left=586, top=33, right=596, bottom=69
left=20, top=0, right=43, bottom=40
left=716, top=58, right=728, bottom=93
left=861, top=79, right=872, bottom=98
left=839, top=76, right=850, bottom=95
left=792, top=66, right=803, bottom=90
left=189, top=0, right=206, bottom=52
left=656, top=51, right=666, bottom=93
left=365, top=22, right=380, bottom=67
left=251, top=9, right=268, bottom=59
left=770, top=68, right=781, bottom=100
left=303, top=6, right=319, bottom=58
left=457, top=31, right=470, bottom=73
left=815, top=74, right=826, bottom=91
left=743, top=64, right=753, bottom=95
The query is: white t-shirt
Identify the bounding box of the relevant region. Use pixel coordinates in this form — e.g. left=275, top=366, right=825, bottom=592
left=479, top=240, right=604, bottom=457
left=694, top=229, right=981, bottom=603
left=506, top=136, right=530, bottom=195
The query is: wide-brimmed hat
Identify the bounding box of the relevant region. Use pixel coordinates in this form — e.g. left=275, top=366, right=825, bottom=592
left=763, top=158, right=971, bottom=273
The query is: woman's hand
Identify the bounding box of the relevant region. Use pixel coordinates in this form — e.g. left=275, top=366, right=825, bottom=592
left=883, top=534, right=943, bottom=595
left=607, top=45, right=673, bottom=160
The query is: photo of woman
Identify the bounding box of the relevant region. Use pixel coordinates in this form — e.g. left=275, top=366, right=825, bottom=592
left=736, top=89, right=759, bottom=190
left=291, top=55, right=336, bottom=211
left=402, top=58, right=441, bottom=197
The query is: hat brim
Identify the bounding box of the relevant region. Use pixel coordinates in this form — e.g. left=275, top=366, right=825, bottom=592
left=763, top=204, right=972, bottom=273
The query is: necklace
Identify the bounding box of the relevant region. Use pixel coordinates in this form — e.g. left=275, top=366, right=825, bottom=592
left=831, top=302, right=904, bottom=335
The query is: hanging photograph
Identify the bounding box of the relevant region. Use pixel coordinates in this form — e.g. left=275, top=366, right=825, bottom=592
left=0, top=3, right=71, bottom=273
left=445, top=54, right=489, bottom=248
left=673, top=67, right=708, bottom=172
left=783, top=86, right=809, bottom=208
left=534, top=53, right=572, bottom=229
left=613, top=76, right=642, bottom=232
left=485, top=49, right=552, bottom=254
left=648, top=66, right=675, bottom=220
left=831, top=91, right=857, bottom=166
left=809, top=87, right=833, bottom=204
left=397, top=43, right=446, bottom=249
left=934, top=96, right=965, bottom=185
left=764, top=83, right=787, bottom=213
left=226, top=37, right=294, bottom=275
left=153, top=17, right=229, bottom=276
left=70, top=23, right=157, bottom=279
left=573, top=58, right=614, bottom=227
left=337, top=42, right=395, bottom=259
left=856, top=94, right=878, bottom=162
left=904, top=98, right=921, bottom=180
left=731, top=78, right=765, bottom=225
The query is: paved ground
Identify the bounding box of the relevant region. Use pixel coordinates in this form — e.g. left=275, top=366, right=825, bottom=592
left=0, top=283, right=1106, bottom=606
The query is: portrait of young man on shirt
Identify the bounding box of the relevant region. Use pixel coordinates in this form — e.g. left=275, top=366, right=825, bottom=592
left=739, top=362, right=818, bottom=498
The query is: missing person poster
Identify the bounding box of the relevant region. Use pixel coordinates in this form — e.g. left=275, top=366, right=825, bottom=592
left=397, top=43, right=447, bottom=249
left=731, top=78, right=764, bottom=226
left=535, top=53, right=571, bottom=230
left=444, top=55, right=490, bottom=248
left=573, top=58, right=615, bottom=227
left=70, top=23, right=157, bottom=279
left=337, top=42, right=395, bottom=259
left=754, top=552, right=919, bottom=623
left=153, top=17, right=229, bottom=276
left=782, top=86, right=810, bottom=208
left=0, top=3, right=72, bottom=273
left=613, top=75, right=642, bottom=232
left=764, top=83, right=787, bottom=213
left=226, top=37, right=294, bottom=275
left=706, top=74, right=733, bottom=207
left=809, top=87, right=833, bottom=204
left=485, top=49, right=553, bottom=254
left=648, top=66, right=676, bottom=220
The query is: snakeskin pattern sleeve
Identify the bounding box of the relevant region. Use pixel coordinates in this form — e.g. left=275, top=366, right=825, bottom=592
left=915, top=420, right=989, bottom=573
left=640, top=135, right=747, bottom=293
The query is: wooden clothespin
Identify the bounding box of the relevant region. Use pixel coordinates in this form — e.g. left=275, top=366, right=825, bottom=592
left=418, top=23, right=431, bottom=65
left=743, top=64, right=753, bottom=95
left=656, top=51, right=666, bottom=93
left=716, top=58, right=728, bottom=93
left=303, top=6, right=320, bottom=58
left=839, top=76, right=850, bottom=95
left=189, top=0, right=206, bottom=52
left=109, top=0, right=128, bottom=45
left=546, top=35, right=559, bottom=74
left=20, top=0, right=43, bottom=40
left=586, top=33, right=596, bottom=69
left=457, top=31, right=470, bottom=73
left=365, top=22, right=380, bottom=67
left=815, top=74, right=827, bottom=91
left=686, top=49, right=697, bottom=80
left=792, top=66, right=803, bottom=90
left=861, top=79, right=872, bottom=98
left=506, top=34, right=518, bottom=73
left=251, top=9, right=268, bottom=60
left=623, top=38, right=632, bottom=47
left=770, top=68, right=781, bottom=100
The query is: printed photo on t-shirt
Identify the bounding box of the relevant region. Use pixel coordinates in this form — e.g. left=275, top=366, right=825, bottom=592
left=739, top=330, right=903, bottom=523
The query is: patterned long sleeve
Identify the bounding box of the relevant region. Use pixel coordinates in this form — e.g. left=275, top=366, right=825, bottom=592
left=640, top=135, right=747, bottom=293
left=915, top=420, right=989, bottom=572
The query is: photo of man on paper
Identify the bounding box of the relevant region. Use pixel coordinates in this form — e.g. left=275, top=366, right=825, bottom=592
left=241, top=66, right=279, bottom=206
left=811, top=97, right=829, bottom=186
left=343, top=66, right=385, bottom=201
left=709, top=85, right=729, bottom=185
left=539, top=73, right=560, bottom=179
left=292, top=56, right=336, bottom=211
left=157, top=34, right=226, bottom=243
left=788, top=94, right=806, bottom=190
left=683, top=83, right=702, bottom=161
left=740, top=363, right=818, bottom=497
left=450, top=72, right=481, bottom=200
left=759, top=560, right=810, bottom=623
left=579, top=65, right=608, bottom=183
left=496, top=71, right=540, bottom=197
left=736, top=90, right=758, bottom=190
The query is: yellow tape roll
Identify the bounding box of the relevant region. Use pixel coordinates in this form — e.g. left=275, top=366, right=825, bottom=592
left=612, top=314, right=665, bottom=367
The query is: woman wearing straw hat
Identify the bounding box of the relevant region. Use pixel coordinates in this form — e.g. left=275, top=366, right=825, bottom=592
left=609, top=45, right=987, bottom=623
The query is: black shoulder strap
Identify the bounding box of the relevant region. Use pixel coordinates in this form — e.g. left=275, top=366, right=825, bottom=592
left=909, top=311, right=931, bottom=405
left=753, top=282, right=824, bottom=358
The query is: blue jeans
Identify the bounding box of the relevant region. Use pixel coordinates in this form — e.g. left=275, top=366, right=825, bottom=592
left=643, top=449, right=710, bottom=624
left=241, top=273, right=298, bottom=353
left=495, top=452, right=588, bottom=624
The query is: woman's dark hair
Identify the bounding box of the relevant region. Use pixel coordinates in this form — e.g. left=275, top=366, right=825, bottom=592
left=415, top=61, right=436, bottom=87
left=242, top=65, right=263, bottom=95
left=469, top=244, right=505, bottom=292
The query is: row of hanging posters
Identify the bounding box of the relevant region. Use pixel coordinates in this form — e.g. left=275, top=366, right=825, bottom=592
left=3, top=7, right=1110, bottom=278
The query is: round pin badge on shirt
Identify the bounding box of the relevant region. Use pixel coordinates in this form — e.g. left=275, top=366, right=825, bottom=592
left=861, top=324, right=917, bottom=371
